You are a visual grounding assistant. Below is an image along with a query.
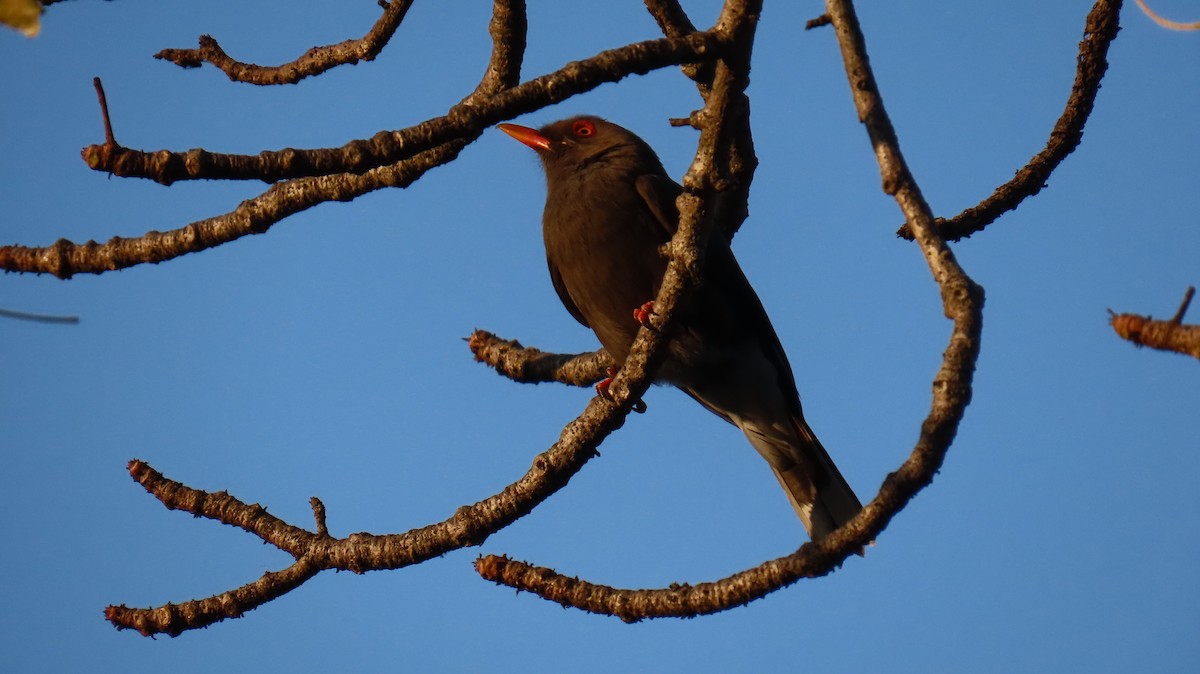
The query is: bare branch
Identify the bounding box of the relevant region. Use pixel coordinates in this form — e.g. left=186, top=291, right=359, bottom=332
left=805, top=14, right=833, bottom=30
left=822, top=0, right=984, bottom=540
left=477, top=0, right=527, bottom=94
left=79, top=32, right=724, bottom=186
left=897, top=0, right=1123, bottom=241
left=154, top=0, right=417, bottom=85
left=1110, top=286, right=1200, bottom=359
left=467, top=329, right=611, bottom=387
left=106, top=558, right=322, bottom=637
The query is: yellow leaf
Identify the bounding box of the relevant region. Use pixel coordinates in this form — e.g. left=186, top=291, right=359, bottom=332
left=0, top=0, right=42, bottom=38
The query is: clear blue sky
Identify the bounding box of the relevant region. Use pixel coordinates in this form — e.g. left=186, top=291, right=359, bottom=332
left=3, top=1, right=1197, bottom=672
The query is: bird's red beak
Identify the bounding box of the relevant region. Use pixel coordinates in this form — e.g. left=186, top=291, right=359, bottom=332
left=498, top=123, right=552, bottom=153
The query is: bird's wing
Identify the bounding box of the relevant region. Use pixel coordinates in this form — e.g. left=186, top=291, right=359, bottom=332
left=546, top=256, right=590, bottom=327
left=635, top=174, right=682, bottom=236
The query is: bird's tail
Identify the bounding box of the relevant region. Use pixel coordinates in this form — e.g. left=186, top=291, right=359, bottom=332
left=743, top=415, right=862, bottom=541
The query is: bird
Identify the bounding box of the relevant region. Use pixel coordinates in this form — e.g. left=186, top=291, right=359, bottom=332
left=498, top=115, right=862, bottom=541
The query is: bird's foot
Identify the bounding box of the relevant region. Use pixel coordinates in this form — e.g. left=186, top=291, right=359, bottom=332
left=633, top=301, right=656, bottom=329
left=595, top=366, right=647, bottom=413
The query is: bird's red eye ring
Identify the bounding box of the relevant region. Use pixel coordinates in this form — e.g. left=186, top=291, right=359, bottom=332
left=571, top=119, right=596, bottom=138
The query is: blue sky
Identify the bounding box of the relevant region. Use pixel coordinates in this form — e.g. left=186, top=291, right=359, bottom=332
left=2, top=1, right=1197, bottom=671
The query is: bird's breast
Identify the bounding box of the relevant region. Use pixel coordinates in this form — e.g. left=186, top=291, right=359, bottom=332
left=543, top=176, right=669, bottom=362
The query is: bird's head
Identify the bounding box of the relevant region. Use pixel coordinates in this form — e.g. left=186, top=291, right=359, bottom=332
left=498, top=116, right=665, bottom=182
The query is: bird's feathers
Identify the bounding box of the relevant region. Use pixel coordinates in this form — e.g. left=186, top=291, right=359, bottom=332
left=505, top=115, right=863, bottom=541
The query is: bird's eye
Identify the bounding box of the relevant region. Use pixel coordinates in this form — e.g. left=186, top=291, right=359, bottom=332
left=571, top=119, right=596, bottom=138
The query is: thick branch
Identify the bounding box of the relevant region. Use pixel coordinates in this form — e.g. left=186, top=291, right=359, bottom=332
left=897, top=0, right=1123, bottom=241
left=80, top=32, right=724, bottom=186
left=154, top=0, right=416, bottom=85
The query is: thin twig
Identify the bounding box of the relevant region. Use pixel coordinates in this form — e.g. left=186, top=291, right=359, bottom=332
left=154, top=0, right=418, bottom=85
left=0, top=307, right=80, bottom=324
left=92, top=77, right=116, bottom=146
left=1134, top=0, right=1200, bottom=30
left=310, top=497, right=329, bottom=537
left=1170, top=286, right=1195, bottom=324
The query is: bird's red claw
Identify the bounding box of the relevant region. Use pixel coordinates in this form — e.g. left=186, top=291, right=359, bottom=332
left=595, top=366, right=647, bottom=413
left=633, top=301, right=656, bottom=329
left=594, top=377, right=614, bottom=401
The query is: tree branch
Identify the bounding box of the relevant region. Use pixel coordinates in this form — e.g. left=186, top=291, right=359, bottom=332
left=467, top=329, right=611, bottom=387
left=107, top=557, right=323, bottom=638
left=897, top=0, right=1123, bottom=241
left=79, top=32, right=724, bottom=186
left=154, top=0, right=416, bottom=85
left=1110, top=286, right=1200, bottom=359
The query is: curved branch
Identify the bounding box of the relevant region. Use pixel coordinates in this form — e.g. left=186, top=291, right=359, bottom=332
left=153, top=0, right=416, bottom=85
left=80, top=31, right=724, bottom=186
left=1110, top=286, right=1200, bottom=359
left=897, top=0, right=1123, bottom=241
left=475, top=0, right=986, bottom=621
left=1134, top=0, right=1200, bottom=30
left=107, top=558, right=322, bottom=637
left=467, top=329, right=611, bottom=387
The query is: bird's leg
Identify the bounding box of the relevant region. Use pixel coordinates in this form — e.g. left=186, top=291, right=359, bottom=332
left=595, top=365, right=647, bottom=413
left=633, top=301, right=656, bottom=329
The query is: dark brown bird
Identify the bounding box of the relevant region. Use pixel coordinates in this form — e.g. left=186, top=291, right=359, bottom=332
left=499, top=115, right=862, bottom=541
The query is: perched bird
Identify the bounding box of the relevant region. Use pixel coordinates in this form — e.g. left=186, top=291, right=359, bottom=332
left=499, top=115, right=862, bottom=541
